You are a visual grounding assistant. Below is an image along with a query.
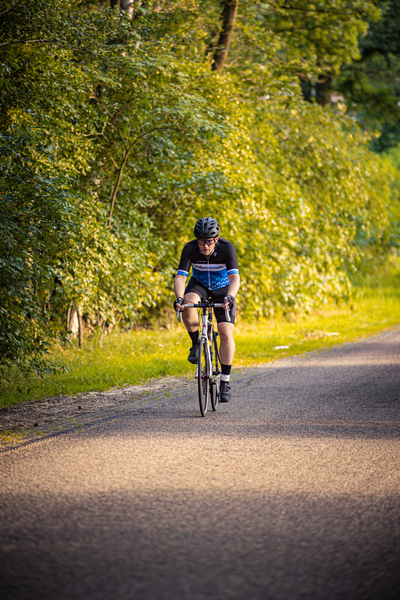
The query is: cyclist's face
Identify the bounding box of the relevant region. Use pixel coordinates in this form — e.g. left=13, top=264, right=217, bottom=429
left=197, top=237, right=218, bottom=255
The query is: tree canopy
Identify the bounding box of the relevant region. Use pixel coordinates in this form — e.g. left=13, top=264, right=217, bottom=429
left=0, top=0, right=398, bottom=374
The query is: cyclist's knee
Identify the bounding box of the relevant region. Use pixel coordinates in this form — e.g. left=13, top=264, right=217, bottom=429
left=184, top=292, right=201, bottom=303
left=218, top=323, right=234, bottom=344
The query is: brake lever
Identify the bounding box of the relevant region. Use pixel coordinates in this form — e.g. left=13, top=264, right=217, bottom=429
left=223, top=297, right=231, bottom=322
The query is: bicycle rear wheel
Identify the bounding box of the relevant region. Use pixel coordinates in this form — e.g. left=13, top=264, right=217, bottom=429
left=198, top=337, right=209, bottom=416
left=210, top=332, right=221, bottom=411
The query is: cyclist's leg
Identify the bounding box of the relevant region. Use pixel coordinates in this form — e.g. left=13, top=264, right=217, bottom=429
left=217, top=322, right=235, bottom=365
left=212, top=286, right=236, bottom=401
left=210, top=328, right=221, bottom=410
left=209, top=286, right=236, bottom=328
left=217, top=322, right=234, bottom=401
left=183, top=278, right=207, bottom=332
left=183, top=278, right=207, bottom=364
left=182, top=292, right=200, bottom=331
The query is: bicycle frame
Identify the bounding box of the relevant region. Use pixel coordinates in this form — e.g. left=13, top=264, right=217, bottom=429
left=177, top=298, right=229, bottom=415
left=177, top=298, right=230, bottom=378
left=199, top=306, right=213, bottom=381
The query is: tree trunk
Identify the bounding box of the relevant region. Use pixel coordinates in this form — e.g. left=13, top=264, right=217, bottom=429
left=66, top=307, right=72, bottom=336
left=211, top=0, right=239, bottom=71
left=316, top=75, right=332, bottom=106
left=66, top=306, right=79, bottom=339
left=110, top=0, right=141, bottom=20
left=300, top=76, right=332, bottom=106
left=77, top=308, right=83, bottom=349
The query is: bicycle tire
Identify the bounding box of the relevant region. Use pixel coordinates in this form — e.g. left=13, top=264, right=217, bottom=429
left=210, top=332, right=221, bottom=411
left=198, top=336, right=209, bottom=416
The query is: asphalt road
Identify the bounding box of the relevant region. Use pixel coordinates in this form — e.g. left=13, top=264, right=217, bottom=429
left=1, top=331, right=400, bottom=600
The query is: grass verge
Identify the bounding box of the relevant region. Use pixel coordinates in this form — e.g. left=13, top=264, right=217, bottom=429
left=1, top=271, right=400, bottom=409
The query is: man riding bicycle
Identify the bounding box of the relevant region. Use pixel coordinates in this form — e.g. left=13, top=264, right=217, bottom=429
left=174, top=217, right=240, bottom=402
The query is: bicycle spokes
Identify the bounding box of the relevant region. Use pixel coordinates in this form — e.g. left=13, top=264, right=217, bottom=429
left=198, top=337, right=209, bottom=416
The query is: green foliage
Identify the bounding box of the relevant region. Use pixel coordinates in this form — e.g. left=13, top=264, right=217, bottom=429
left=236, top=0, right=380, bottom=83
left=0, top=128, right=76, bottom=373
left=0, top=0, right=398, bottom=376
left=381, top=146, right=400, bottom=250
left=2, top=269, right=400, bottom=409
left=187, top=94, right=392, bottom=318
left=336, top=0, right=400, bottom=150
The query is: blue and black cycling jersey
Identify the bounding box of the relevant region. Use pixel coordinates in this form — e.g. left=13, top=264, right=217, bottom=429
left=176, top=238, right=239, bottom=290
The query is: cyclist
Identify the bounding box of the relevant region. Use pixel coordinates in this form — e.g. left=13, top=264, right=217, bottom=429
left=174, top=217, right=240, bottom=402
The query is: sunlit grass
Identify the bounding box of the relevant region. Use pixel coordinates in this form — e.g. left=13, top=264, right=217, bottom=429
left=235, top=274, right=400, bottom=364
left=1, top=271, right=400, bottom=409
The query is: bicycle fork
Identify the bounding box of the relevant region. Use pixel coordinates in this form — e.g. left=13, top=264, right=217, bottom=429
left=196, top=313, right=212, bottom=380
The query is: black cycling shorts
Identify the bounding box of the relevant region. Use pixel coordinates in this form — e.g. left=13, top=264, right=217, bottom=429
left=184, top=277, right=236, bottom=324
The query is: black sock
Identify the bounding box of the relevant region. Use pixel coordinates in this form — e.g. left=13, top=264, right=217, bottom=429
left=221, top=364, right=231, bottom=375
left=188, top=330, right=199, bottom=345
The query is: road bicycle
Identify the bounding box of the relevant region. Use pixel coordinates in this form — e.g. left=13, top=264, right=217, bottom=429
left=177, top=298, right=231, bottom=416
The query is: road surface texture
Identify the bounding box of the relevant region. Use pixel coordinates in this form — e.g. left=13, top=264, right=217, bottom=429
left=1, top=330, right=400, bottom=600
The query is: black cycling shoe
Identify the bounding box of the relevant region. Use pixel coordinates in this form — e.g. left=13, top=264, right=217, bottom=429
left=220, top=381, right=232, bottom=402
left=188, top=343, right=199, bottom=364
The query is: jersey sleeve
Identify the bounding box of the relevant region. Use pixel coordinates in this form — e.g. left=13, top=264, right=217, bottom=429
left=176, top=243, right=192, bottom=278
left=226, top=241, right=239, bottom=276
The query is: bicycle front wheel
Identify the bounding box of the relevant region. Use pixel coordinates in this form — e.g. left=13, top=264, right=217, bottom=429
left=198, top=337, right=209, bottom=417
left=210, top=333, right=221, bottom=411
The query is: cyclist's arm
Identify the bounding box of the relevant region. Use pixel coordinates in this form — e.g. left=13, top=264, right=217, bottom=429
left=174, top=273, right=187, bottom=299
left=227, top=273, right=240, bottom=298
left=225, top=240, right=240, bottom=299
left=174, top=243, right=192, bottom=300
left=224, top=240, right=239, bottom=298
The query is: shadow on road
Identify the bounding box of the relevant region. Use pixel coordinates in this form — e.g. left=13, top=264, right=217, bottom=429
left=1, top=487, right=400, bottom=600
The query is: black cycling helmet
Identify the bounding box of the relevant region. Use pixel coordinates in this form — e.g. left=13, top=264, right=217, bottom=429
left=194, top=217, right=220, bottom=239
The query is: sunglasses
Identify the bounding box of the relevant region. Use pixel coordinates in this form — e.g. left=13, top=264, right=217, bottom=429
left=198, top=238, right=217, bottom=246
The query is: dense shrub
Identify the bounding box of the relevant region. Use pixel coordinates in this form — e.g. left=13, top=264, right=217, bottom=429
left=1, top=0, right=398, bottom=371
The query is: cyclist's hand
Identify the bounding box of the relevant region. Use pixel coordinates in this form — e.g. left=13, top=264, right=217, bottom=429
left=224, top=295, right=235, bottom=309
left=173, top=297, right=184, bottom=311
